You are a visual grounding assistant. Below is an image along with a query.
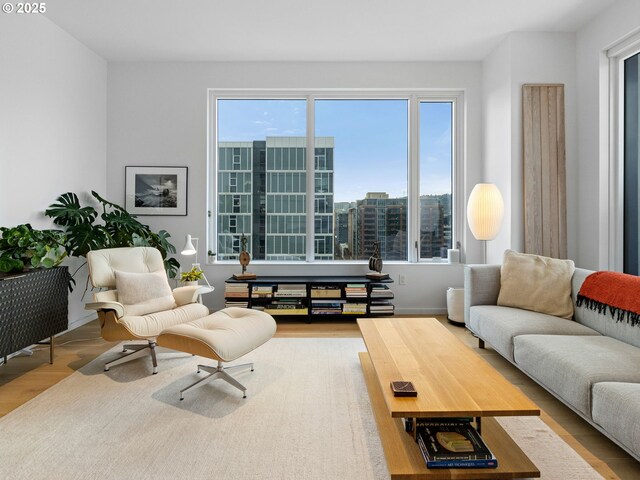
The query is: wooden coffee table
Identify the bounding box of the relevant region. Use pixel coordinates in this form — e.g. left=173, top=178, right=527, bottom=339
left=358, top=317, right=540, bottom=479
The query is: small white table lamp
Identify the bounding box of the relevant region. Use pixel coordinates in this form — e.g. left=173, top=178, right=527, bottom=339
left=181, top=234, right=213, bottom=291
left=467, top=183, right=504, bottom=263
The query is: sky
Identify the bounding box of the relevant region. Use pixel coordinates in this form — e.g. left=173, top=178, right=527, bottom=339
left=217, top=99, right=452, bottom=203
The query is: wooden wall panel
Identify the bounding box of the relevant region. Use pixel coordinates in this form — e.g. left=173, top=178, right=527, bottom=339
left=523, top=84, right=567, bottom=259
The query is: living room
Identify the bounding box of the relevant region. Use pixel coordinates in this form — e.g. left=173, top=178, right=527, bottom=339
left=1, top=0, right=640, bottom=478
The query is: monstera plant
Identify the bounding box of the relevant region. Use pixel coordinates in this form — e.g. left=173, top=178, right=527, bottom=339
left=0, top=224, right=67, bottom=273
left=45, top=191, right=180, bottom=278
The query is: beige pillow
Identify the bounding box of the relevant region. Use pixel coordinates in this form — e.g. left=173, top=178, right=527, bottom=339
left=114, top=270, right=176, bottom=316
left=497, top=250, right=575, bottom=319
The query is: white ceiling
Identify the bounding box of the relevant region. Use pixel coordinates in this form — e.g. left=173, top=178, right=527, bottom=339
left=45, top=0, right=614, bottom=62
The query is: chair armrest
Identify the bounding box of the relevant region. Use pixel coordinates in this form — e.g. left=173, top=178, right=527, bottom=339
left=464, top=264, right=501, bottom=326
left=86, top=301, right=125, bottom=318
left=172, top=286, right=201, bottom=306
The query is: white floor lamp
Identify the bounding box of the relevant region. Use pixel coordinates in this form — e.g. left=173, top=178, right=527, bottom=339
left=467, top=183, right=504, bottom=264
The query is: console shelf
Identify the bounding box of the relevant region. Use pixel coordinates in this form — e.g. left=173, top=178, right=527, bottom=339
left=224, top=275, right=394, bottom=320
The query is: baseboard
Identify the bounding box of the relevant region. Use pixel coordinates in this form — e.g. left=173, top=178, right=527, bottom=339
left=66, top=312, right=96, bottom=332
left=394, top=308, right=447, bottom=315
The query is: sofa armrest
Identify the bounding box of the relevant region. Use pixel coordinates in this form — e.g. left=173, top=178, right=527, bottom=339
left=85, top=301, right=125, bottom=318
left=464, top=264, right=501, bottom=326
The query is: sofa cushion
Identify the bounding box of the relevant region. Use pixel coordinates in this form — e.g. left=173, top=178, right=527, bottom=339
left=118, top=302, right=209, bottom=338
left=497, top=249, right=575, bottom=319
left=592, top=382, right=640, bottom=459
left=513, top=335, right=640, bottom=418
left=469, top=305, right=600, bottom=362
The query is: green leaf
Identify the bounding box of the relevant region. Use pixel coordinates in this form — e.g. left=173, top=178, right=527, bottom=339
left=66, top=223, right=109, bottom=257
left=164, top=257, right=180, bottom=279
left=45, top=193, right=97, bottom=227
left=0, top=256, right=24, bottom=273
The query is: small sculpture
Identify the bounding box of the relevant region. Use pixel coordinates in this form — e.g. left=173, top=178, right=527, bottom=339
left=367, top=242, right=389, bottom=279
left=233, top=234, right=257, bottom=280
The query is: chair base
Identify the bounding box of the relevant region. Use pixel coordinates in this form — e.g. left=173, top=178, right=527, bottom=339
left=105, top=340, right=158, bottom=374
left=180, top=360, right=253, bottom=400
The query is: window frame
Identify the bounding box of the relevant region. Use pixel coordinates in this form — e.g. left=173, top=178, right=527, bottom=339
left=607, top=34, right=640, bottom=271
left=207, top=89, right=465, bottom=264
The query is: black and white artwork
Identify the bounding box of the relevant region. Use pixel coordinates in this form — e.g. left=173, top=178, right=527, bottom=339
left=125, top=166, right=187, bottom=216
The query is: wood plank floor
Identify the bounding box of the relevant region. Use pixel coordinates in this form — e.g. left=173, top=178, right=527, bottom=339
left=1, top=316, right=638, bottom=479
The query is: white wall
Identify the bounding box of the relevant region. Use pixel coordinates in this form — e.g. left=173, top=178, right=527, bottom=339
left=107, top=62, right=483, bottom=313
left=482, top=38, right=513, bottom=264
left=482, top=33, right=577, bottom=265
left=0, top=14, right=107, bottom=326
left=576, top=0, right=640, bottom=270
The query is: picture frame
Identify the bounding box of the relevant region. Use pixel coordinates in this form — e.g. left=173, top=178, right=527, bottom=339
left=125, top=166, right=188, bottom=216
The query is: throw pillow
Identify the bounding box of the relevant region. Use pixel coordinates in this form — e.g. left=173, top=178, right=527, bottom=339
left=497, top=249, right=575, bottom=319
left=114, top=270, right=176, bottom=316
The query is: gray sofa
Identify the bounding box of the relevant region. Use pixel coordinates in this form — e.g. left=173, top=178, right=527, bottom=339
left=465, top=264, right=640, bottom=462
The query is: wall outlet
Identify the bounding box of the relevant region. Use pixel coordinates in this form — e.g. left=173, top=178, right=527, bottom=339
left=399, top=274, right=406, bottom=285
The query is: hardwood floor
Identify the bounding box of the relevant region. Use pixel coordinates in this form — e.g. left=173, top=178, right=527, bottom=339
left=1, top=315, right=638, bottom=479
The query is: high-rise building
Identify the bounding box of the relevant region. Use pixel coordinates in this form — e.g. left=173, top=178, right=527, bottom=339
left=352, top=192, right=408, bottom=260
left=217, top=137, right=334, bottom=261
left=419, top=194, right=452, bottom=259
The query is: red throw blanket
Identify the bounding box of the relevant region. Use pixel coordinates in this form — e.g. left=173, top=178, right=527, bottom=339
left=576, top=271, right=640, bottom=326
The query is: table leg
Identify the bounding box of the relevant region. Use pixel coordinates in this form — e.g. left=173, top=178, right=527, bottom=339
left=476, top=416, right=482, bottom=435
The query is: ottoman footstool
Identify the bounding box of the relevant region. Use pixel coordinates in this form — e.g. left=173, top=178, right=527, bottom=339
left=157, top=307, right=276, bottom=399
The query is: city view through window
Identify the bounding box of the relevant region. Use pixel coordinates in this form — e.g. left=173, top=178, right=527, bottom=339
left=216, top=98, right=453, bottom=262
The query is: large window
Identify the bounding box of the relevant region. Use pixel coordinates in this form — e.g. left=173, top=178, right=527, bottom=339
left=211, top=92, right=461, bottom=263
left=624, top=52, right=640, bottom=274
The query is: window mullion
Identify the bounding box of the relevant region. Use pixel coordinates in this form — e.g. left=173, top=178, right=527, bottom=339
left=306, top=95, right=316, bottom=262
left=408, top=96, right=420, bottom=263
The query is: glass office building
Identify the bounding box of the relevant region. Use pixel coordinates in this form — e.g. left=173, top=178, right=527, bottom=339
left=218, top=137, right=334, bottom=261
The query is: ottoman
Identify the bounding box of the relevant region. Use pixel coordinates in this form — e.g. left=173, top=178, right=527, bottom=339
left=157, top=307, right=276, bottom=399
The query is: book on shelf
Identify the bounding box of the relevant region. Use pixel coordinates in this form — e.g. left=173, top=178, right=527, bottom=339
left=345, top=284, right=367, bottom=298
left=251, top=285, right=274, bottom=298
left=342, top=303, right=367, bottom=314
left=264, top=307, right=308, bottom=315
left=274, top=284, right=307, bottom=297
left=310, top=285, right=342, bottom=298
left=225, top=301, right=249, bottom=308
left=415, top=420, right=497, bottom=469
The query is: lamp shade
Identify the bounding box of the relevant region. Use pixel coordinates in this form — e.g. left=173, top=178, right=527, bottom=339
left=181, top=234, right=197, bottom=256
left=467, top=183, right=504, bottom=241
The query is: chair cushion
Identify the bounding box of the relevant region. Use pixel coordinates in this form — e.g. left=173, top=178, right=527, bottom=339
left=118, top=303, right=209, bottom=338
left=87, top=247, right=165, bottom=288
left=469, top=305, right=600, bottom=362
left=115, top=270, right=176, bottom=316
left=158, top=308, right=277, bottom=362
left=513, top=335, right=640, bottom=418
left=497, top=249, right=575, bottom=318
left=592, top=382, right=640, bottom=458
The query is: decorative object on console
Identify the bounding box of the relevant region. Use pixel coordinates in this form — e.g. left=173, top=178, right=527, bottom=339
left=466, top=183, right=504, bottom=263
left=125, top=166, right=188, bottom=216
left=181, top=234, right=212, bottom=289
left=367, top=241, right=389, bottom=280
left=233, top=234, right=256, bottom=280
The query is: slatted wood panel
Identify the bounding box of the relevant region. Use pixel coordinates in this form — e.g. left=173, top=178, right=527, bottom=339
left=523, top=84, right=567, bottom=258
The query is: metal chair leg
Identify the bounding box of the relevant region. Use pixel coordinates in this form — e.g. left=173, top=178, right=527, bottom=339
left=104, top=340, right=158, bottom=374
left=180, top=360, right=252, bottom=400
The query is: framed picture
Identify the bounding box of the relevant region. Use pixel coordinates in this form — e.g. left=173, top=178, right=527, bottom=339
left=125, top=166, right=188, bottom=216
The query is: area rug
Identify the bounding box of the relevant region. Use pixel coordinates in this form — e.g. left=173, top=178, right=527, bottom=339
left=0, top=338, right=602, bottom=479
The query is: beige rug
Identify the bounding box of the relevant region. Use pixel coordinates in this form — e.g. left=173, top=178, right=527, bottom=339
left=0, top=338, right=602, bottom=480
